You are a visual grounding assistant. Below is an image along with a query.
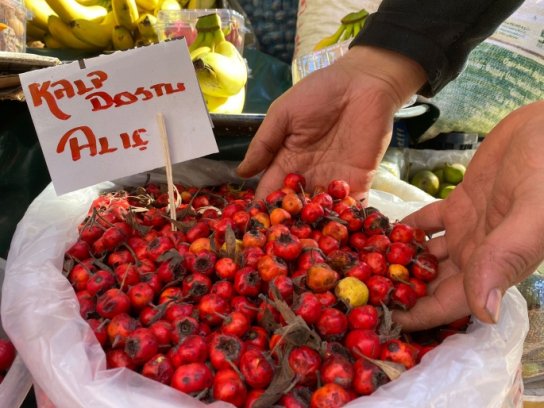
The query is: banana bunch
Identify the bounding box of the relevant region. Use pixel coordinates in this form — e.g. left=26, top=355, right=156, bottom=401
left=314, top=8, right=369, bottom=51
left=24, top=0, right=217, bottom=51
left=189, top=13, right=247, bottom=114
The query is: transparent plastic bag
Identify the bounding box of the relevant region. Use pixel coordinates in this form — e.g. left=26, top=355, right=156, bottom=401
left=2, top=159, right=529, bottom=408
left=0, top=258, right=33, bottom=408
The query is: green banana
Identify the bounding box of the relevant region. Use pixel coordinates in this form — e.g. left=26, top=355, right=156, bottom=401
left=112, top=0, right=139, bottom=30
left=313, top=24, right=346, bottom=51
left=45, top=0, right=108, bottom=23
left=313, top=8, right=369, bottom=51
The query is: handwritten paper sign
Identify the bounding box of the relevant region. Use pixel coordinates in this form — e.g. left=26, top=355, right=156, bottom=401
left=20, top=39, right=218, bottom=195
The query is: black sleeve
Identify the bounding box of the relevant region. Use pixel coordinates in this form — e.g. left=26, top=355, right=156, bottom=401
left=349, top=0, right=525, bottom=96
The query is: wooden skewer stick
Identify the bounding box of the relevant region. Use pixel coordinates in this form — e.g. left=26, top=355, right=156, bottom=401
left=156, top=112, right=177, bottom=231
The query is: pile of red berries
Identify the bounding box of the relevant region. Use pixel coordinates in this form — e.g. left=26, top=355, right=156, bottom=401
left=64, top=173, right=468, bottom=408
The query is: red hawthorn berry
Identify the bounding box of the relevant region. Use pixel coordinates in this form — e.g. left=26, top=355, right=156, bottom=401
left=348, top=231, right=368, bottom=251
left=389, top=223, right=415, bottom=243
left=320, top=354, right=354, bottom=389
left=288, top=346, right=321, bottom=386
left=231, top=296, right=258, bottom=323
left=181, top=272, right=212, bottom=301
left=244, top=326, right=269, bottom=350
left=380, top=339, right=419, bottom=369
left=327, top=179, right=350, bottom=199
left=360, top=251, right=388, bottom=276
left=352, top=358, right=389, bottom=395
left=411, top=252, right=439, bottom=282
left=0, top=339, right=16, bottom=372
left=87, top=318, right=108, bottom=346
left=106, top=349, right=136, bottom=370
left=344, top=329, right=381, bottom=359
left=233, top=267, right=262, bottom=297
left=316, top=308, right=348, bottom=341
left=171, top=316, right=200, bottom=343
left=148, top=320, right=173, bottom=348
left=168, top=334, right=208, bottom=366
left=310, top=383, right=352, bottom=408
left=362, top=210, right=390, bottom=236
left=198, top=294, right=231, bottom=326
left=348, top=305, right=380, bottom=331
left=209, top=333, right=245, bottom=370
left=386, top=242, right=416, bottom=266
left=96, top=288, right=131, bottom=319
left=215, top=257, right=238, bottom=280
left=85, top=269, right=115, bottom=297
left=239, top=348, right=274, bottom=389
left=283, top=173, right=306, bottom=192
left=273, top=232, right=303, bottom=261
left=280, top=385, right=312, bottom=408
left=127, top=282, right=155, bottom=311
left=124, top=327, right=159, bottom=365
left=306, top=263, right=339, bottom=293
left=268, top=275, right=294, bottom=304
left=171, top=362, right=213, bottom=394
left=365, top=275, right=394, bottom=306
left=257, top=254, right=289, bottom=283
left=212, top=368, right=247, bottom=408
left=345, top=262, right=373, bottom=282
left=392, top=282, right=418, bottom=310
left=292, top=291, right=322, bottom=325
left=211, top=280, right=235, bottom=301
left=141, top=353, right=174, bottom=384
left=219, top=311, right=250, bottom=338
left=363, top=234, right=391, bottom=253
left=106, top=313, right=140, bottom=348
left=300, top=202, right=325, bottom=224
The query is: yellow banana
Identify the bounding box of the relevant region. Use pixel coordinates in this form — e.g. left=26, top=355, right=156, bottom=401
left=190, top=45, right=211, bottom=61
left=112, top=25, right=135, bottom=50
left=203, top=86, right=245, bottom=114
left=154, top=0, right=180, bottom=14
left=24, top=0, right=58, bottom=30
left=194, top=48, right=247, bottom=97
left=43, top=32, right=66, bottom=47
left=136, top=12, right=157, bottom=39
left=46, top=0, right=108, bottom=23
left=75, top=0, right=104, bottom=6
left=71, top=11, right=114, bottom=48
left=112, top=0, right=139, bottom=30
left=135, top=0, right=158, bottom=12
left=48, top=14, right=101, bottom=50
left=26, top=21, right=47, bottom=40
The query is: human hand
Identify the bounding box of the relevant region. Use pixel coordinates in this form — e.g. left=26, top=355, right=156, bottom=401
left=236, top=46, right=426, bottom=200
left=394, top=100, right=544, bottom=331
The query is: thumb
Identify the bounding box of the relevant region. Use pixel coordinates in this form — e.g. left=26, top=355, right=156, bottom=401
left=464, top=209, right=544, bottom=324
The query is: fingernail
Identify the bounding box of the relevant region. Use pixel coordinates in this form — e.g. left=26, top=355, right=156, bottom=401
left=485, top=288, right=502, bottom=323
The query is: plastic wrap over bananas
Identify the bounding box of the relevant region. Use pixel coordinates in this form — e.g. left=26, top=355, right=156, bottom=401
left=23, top=0, right=219, bottom=52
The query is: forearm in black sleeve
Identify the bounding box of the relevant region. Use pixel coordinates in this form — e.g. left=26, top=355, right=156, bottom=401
left=349, top=0, right=525, bottom=96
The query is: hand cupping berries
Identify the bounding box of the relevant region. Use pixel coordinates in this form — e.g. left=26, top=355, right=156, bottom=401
left=63, top=173, right=469, bottom=408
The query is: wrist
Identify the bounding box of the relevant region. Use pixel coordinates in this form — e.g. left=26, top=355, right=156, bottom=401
left=342, top=45, right=427, bottom=108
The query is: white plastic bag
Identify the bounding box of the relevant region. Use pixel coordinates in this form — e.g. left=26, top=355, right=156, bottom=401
left=2, top=159, right=529, bottom=408
left=0, top=258, right=33, bottom=408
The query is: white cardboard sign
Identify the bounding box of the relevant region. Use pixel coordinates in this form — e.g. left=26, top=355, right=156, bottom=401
left=20, top=40, right=218, bottom=196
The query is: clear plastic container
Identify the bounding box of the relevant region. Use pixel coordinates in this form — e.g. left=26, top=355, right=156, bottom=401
left=0, top=0, right=27, bottom=52
left=291, top=39, right=351, bottom=84
left=155, top=8, right=247, bottom=54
